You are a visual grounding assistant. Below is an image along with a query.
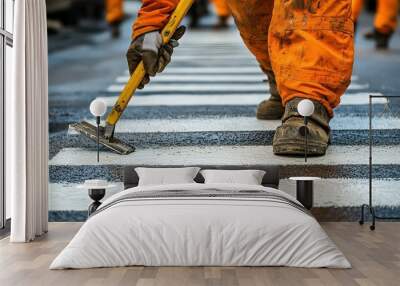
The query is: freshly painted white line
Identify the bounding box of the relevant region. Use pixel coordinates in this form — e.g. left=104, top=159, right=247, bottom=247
left=107, top=83, right=269, bottom=93
left=68, top=116, right=400, bottom=135
left=49, top=145, right=400, bottom=166
left=279, top=179, right=400, bottom=207
left=116, top=75, right=267, bottom=83
left=98, top=92, right=385, bottom=107
left=49, top=179, right=400, bottom=210
left=106, top=83, right=368, bottom=93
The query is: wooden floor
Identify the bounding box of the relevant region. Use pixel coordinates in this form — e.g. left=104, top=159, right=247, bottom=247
left=0, top=222, right=399, bottom=286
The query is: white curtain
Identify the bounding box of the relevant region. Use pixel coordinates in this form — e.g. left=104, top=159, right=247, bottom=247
left=8, top=0, right=49, bottom=242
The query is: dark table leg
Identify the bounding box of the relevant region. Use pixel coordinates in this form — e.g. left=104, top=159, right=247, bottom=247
left=296, top=180, right=313, bottom=210
left=88, top=188, right=105, bottom=216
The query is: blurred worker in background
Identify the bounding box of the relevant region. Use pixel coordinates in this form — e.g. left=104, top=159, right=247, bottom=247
left=188, top=0, right=209, bottom=28
left=211, top=0, right=231, bottom=29
left=105, top=0, right=124, bottom=38
left=352, top=0, right=398, bottom=49
left=126, top=0, right=354, bottom=157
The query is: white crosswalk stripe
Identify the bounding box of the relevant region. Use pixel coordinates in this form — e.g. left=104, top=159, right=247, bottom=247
left=107, top=83, right=270, bottom=93
left=116, top=74, right=360, bottom=83
left=48, top=179, right=400, bottom=210
left=171, top=55, right=256, bottom=60
left=123, top=68, right=359, bottom=80
left=98, top=92, right=385, bottom=107
left=106, top=83, right=370, bottom=93
left=68, top=116, right=400, bottom=134
left=116, top=75, right=267, bottom=83
left=50, top=145, right=400, bottom=166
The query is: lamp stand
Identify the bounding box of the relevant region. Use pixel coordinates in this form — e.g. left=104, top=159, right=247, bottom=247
left=304, top=116, right=308, bottom=162
left=359, top=94, right=400, bottom=230
left=96, top=116, right=100, bottom=162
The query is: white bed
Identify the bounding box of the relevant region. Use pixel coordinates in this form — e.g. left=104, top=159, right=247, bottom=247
left=50, top=182, right=350, bottom=269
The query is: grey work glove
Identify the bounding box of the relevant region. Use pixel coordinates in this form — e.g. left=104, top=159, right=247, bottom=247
left=126, top=26, right=186, bottom=89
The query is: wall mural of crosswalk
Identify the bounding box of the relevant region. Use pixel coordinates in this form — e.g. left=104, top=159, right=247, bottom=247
left=48, top=28, right=400, bottom=221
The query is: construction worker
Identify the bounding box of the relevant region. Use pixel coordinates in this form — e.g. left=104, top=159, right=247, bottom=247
left=105, top=0, right=124, bottom=38
left=127, top=0, right=354, bottom=156
left=188, top=0, right=209, bottom=28
left=211, top=0, right=231, bottom=29
left=352, top=0, right=398, bottom=49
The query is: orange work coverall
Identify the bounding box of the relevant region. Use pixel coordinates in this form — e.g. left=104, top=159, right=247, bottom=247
left=133, top=0, right=354, bottom=117
left=212, top=0, right=230, bottom=17
left=352, top=0, right=398, bottom=34
left=106, top=0, right=124, bottom=24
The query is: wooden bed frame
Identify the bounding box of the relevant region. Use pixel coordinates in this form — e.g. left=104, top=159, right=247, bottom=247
left=123, top=165, right=280, bottom=190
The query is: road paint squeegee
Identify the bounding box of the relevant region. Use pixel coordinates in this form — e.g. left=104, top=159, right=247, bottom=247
left=70, top=0, right=194, bottom=155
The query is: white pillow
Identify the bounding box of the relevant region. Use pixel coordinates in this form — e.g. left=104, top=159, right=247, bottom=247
left=200, top=169, right=266, bottom=185
left=135, top=167, right=200, bottom=186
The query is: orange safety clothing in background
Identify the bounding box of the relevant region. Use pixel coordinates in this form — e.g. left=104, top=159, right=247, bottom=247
left=106, top=0, right=124, bottom=24
left=352, top=0, right=398, bottom=34
left=352, top=0, right=364, bottom=22
left=212, top=0, right=230, bottom=17
left=375, top=0, right=398, bottom=33
left=133, top=0, right=354, bottom=117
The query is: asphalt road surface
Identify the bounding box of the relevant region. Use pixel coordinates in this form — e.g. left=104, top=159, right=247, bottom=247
left=48, top=3, right=400, bottom=221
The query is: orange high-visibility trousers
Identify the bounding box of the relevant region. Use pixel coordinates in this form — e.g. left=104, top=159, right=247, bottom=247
left=352, top=0, right=364, bottom=22
left=212, top=0, right=230, bottom=17
left=105, top=0, right=124, bottom=24
left=352, top=0, right=398, bottom=34
left=228, top=0, right=354, bottom=116
left=375, top=0, right=398, bottom=33
left=133, top=0, right=354, bottom=117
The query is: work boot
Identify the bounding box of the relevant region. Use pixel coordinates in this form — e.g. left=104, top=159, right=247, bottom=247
left=256, top=71, right=284, bottom=120
left=273, top=98, right=331, bottom=156
left=364, top=29, right=375, bottom=40
left=364, top=29, right=392, bottom=49
left=375, top=30, right=392, bottom=49
left=111, top=22, right=121, bottom=39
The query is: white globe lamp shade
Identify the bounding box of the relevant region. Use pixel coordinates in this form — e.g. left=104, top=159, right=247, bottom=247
left=90, top=99, right=107, bottom=117
left=297, top=99, right=314, bottom=117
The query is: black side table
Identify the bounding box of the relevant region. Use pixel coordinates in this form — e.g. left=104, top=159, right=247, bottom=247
left=78, top=180, right=114, bottom=216
left=88, top=188, right=106, bottom=215
left=289, top=177, right=320, bottom=210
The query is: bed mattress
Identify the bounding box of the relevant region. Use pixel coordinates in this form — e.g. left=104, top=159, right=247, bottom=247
left=50, top=183, right=350, bottom=269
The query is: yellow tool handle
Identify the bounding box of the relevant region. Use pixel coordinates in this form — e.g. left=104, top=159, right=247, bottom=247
left=106, top=0, right=194, bottom=126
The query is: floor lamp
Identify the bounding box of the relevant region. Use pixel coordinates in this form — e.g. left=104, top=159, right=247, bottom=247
left=359, top=94, right=400, bottom=230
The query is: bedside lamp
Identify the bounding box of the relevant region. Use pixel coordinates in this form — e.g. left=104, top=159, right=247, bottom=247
left=297, top=99, right=315, bottom=162
left=90, top=99, right=107, bottom=162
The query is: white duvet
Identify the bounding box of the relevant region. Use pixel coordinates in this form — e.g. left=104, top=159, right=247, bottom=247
left=50, top=183, right=350, bottom=269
